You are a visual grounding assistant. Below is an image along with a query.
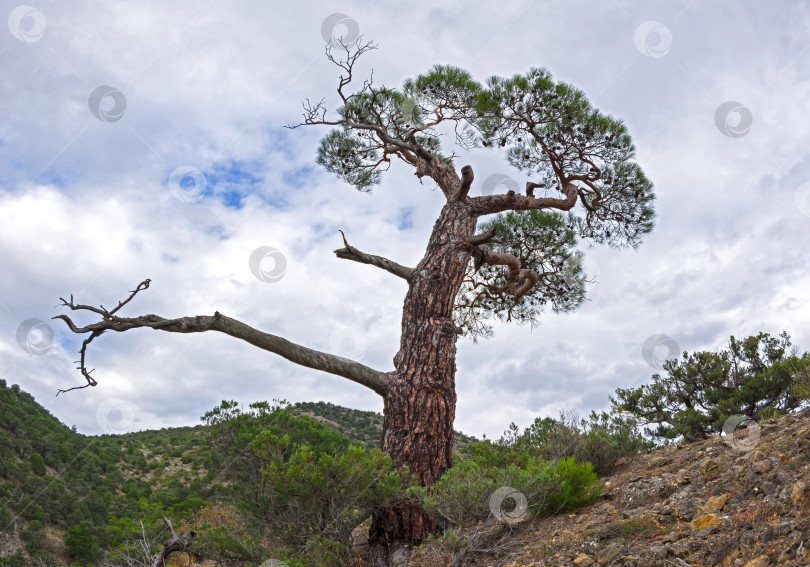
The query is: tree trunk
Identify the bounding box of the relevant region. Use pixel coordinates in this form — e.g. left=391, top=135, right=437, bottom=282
left=369, top=202, right=476, bottom=565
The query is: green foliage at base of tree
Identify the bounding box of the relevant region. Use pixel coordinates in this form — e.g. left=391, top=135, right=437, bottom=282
left=421, top=442, right=601, bottom=528
left=202, top=399, right=414, bottom=564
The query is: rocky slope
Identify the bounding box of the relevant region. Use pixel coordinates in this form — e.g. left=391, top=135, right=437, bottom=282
left=413, top=407, right=810, bottom=567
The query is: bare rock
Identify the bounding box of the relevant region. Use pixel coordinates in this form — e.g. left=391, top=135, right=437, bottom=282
left=742, top=555, right=770, bottom=567
left=791, top=480, right=807, bottom=504
left=706, top=493, right=729, bottom=511
left=752, top=459, right=772, bottom=473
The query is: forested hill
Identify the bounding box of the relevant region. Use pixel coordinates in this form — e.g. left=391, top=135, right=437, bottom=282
left=0, top=379, right=476, bottom=565
left=288, top=400, right=477, bottom=452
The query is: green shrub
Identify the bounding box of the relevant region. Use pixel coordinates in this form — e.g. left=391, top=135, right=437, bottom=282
left=498, top=409, right=650, bottom=476
left=65, top=524, right=97, bottom=562
left=422, top=446, right=600, bottom=527
left=192, top=525, right=262, bottom=564
left=419, top=446, right=600, bottom=566
left=0, top=550, right=27, bottom=567
left=584, top=515, right=664, bottom=542
left=257, top=441, right=410, bottom=551
left=0, top=504, right=13, bottom=528
left=300, top=535, right=346, bottom=567
left=22, top=519, right=45, bottom=547
left=29, top=453, right=46, bottom=477
left=22, top=503, right=45, bottom=523
left=790, top=355, right=810, bottom=402
left=577, top=411, right=653, bottom=475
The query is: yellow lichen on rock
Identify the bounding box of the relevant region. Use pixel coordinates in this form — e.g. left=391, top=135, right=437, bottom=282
left=572, top=553, right=595, bottom=566
left=743, top=555, right=770, bottom=567
left=690, top=513, right=719, bottom=530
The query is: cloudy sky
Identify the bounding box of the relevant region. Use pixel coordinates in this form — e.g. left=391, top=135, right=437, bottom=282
left=2, top=0, right=809, bottom=440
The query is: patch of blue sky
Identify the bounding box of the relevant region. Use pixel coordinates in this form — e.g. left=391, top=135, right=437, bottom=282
left=0, top=161, right=71, bottom=192
left=220, top=190, right=243, bottom=209
left=259, top=192, right=289, bottom=209
left=264, top=127, right=296, bottom=159
left=204, top=224, right=230, bottom=240
left=203, top=159, right=264, bottom=210
left=282, top=165, right=315, bottom=189
left=397, top=208, right=413, bottom=230
left=308, top=222, right=339, bottom=244
left=53, top=328, right=82, bottom=355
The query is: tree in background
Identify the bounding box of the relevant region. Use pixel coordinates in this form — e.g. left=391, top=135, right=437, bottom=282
left=29, top=453, right=46, bottom=477
left=56, top=39, right=655, bottom=566
left=65, top=523, right=97, bottom=564
left=611, top=331, right=809, bottom=443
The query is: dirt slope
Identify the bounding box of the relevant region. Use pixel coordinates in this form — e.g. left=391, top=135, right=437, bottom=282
left=413, top=407, right=810, bottom=567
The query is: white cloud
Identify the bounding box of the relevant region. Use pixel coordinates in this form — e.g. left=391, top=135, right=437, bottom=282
left=1, top=0, right=809, bottom=440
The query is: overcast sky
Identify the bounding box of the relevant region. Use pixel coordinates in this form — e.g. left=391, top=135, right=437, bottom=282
left=2, top=0, right=809, bottom=440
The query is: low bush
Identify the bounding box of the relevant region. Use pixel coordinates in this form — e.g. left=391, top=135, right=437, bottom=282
left=417, top=443, right=601, bottom=567
left=500, top=409, right=651, bottom=476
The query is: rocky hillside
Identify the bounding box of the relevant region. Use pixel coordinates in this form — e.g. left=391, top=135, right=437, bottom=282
left=414, top=407, right=810, bottom=567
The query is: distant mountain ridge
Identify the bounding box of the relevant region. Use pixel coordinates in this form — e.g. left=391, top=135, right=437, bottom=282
left=288, top=400, right=477, bottom=452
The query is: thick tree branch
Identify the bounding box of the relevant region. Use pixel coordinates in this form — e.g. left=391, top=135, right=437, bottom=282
left=452, top=165, right=474, bottom=201
left=407, top=152, right=462, bottom=197
left=54, top=281, right=388, bottom=397
left=473, top=247, right=539, bottom=301
left=578, top=188, right=597, bottom=212
left=467, top=182, right=579, bottom=216
left=334, top=230, right=414, bottom=281
left=526, top=181, right=543, bottom=198
left=464, top=225, right=498, bottom=246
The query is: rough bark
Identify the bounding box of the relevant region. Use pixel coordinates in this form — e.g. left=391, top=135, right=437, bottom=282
left=334, top=230, right=414, bottom=281
left=368, top=198, right=476, bottom=564
left=467, top=182, right=578, bottom=216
